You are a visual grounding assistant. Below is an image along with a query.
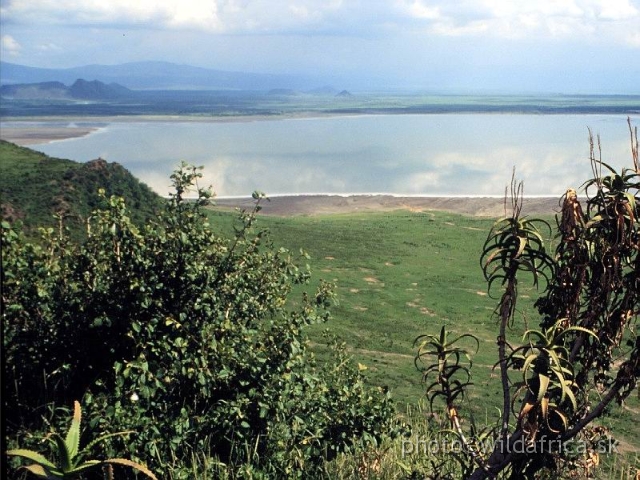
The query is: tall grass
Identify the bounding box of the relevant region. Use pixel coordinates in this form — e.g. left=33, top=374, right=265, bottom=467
left=181, top=399, right=639, bottom=479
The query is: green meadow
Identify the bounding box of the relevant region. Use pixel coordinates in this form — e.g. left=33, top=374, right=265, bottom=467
left=207, top=205, right=640, bottom=461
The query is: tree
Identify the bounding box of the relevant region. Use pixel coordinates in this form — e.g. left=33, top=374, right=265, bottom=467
left=416, top=119, right=639, bottom=479
left=3, top=163, right=397, bottom=478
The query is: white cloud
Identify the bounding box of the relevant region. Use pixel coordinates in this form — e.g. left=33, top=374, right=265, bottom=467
left=2, top=1, right=223, bottom=30
left=1, top=34, right=21, bottom=56
left=37, top=42, right=63, bottom=52
left=402, top=171, right=440, bottom=193
left=628, top=31, right=640, bottom=46
left=399, top=0, right=639, bottom=44
left=404, top=1, right=440, bottom=20
left=595, top=0, right=638, bottom=20
left=0, top=0, right=353, bottom=33
left=1, top=0, right=639, bottom=65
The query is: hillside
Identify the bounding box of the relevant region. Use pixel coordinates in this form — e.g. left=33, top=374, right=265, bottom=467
left=0, top=79, right=132, bottom=100
left=0, top=141, right=164, bottom=235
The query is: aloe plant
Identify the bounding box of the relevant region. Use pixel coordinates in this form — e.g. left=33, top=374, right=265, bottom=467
left=6, top=401, right=157, bottom=480
left=415, top=120, right=639, bottom=480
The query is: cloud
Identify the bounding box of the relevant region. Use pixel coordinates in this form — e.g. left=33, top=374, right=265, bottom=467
left=1, top=0, right=638, bottom=78
left=4, top=0, right=636, bottom=41
left=0, top=0, right=352, bottom=33
left=402, top=171, right=440, bottom=193
left=37, top=42, right=63, bottom=52
left=400, top=0, right=639, bottom=43
left=597, top=0, right=639, bottom=20
left=628, top=31, right=640, bottom=46
left=2, top=1, right=222, bottom=30
left=1, top=34, right=21, bottom=56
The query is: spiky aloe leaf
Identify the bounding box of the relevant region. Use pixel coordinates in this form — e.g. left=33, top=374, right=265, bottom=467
left=78, top=430, right=134, bottom=458
left=20, top=464, right=55, bottom=479
left=519, top=399, right=536, bottom=420
left=540, top=396, right=549, bottom=421
left=67, top=459, right=102, bottom=475
left=65, top=400, right=82, bottom=461
left=553, top=326, right=599, bottom=344
left=522, top=353, right=539, bottom=377
left=6, top=449, right=59, bottom=472
left=51, top=433, right=72, bottom=473
left=537, top=374, right=550, bottom=404
left=105, top=458, right=159, bottom=480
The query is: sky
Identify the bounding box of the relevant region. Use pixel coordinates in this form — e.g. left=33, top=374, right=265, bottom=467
left=1, top=0, right=639, bottom=93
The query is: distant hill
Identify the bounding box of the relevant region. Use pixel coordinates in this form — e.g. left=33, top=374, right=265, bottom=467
left=68, top=79, right=132, bottom=99
left=0, top=61, right=316, bottom=91
left=1, top=79, right=132, bottom=100
left=0, top=141, right=164, bottom=236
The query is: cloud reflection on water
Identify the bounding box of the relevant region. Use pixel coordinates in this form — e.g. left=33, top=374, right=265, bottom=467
left=29, top=114, right=633, bottom=198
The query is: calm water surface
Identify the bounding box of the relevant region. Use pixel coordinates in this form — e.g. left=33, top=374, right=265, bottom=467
left=17, top=114, right=635, bottom=197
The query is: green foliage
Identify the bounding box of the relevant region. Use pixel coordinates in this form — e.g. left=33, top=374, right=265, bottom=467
left=481, top=194, right=554, bottom=294
left=414, top=326, right=478, bottom=412
left=2, top=163, right=397, bottom=477
left=0, top=140, right=163, bottom=237
left=417, top=122, right=640, bottom=480
left=6, top=400, right=157, bottom=479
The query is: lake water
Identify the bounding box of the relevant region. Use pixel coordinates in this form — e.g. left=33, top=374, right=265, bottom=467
left=16, top=114, right=636, bottom=197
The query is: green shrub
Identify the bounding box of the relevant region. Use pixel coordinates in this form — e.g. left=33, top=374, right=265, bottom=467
left=2, top=163, right=397, bottom=477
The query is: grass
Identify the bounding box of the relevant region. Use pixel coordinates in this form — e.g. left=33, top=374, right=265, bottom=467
left=208, top=207, right=540, bottom=404
left=206, top=205, right=640, bottom=477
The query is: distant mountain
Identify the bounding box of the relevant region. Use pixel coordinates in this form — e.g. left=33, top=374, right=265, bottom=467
left=68, top=79, right=132, bottom=99
left=1, top=79, right=132, bottom=100
left=0, top=141, right=164, bottom=237
left=336, top=90, right=353, bottom=97
left=0, top=61, right=316, bottom=91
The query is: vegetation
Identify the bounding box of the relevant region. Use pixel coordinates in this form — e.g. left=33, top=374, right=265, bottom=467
left=6, top=401, right=157, bottom=479
left=3, top=120, right=639, bottom=479
left=415, top=121, right=639, bottom=479
left=3, top=164, right=397, bottom=478
left=0, top=140, right=163, bottom=236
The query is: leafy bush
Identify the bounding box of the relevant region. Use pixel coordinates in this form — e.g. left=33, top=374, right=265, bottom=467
left=3, top=163, right=397, bottom=477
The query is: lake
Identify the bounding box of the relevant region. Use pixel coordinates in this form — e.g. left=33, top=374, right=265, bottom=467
left=13, top=114, right=636, bottom=197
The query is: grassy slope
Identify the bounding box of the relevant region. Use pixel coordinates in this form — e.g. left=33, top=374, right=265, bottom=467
left=207, top=206, right=640, bottom=458
left=0, top=140, right=164, bottom=234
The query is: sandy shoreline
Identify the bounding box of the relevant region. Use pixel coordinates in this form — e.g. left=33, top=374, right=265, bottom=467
left=214, top=194, right=560, bottom=217
left=0, top=112, right=352, bottom=145
left=0, top=126, right=100, bottom=145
